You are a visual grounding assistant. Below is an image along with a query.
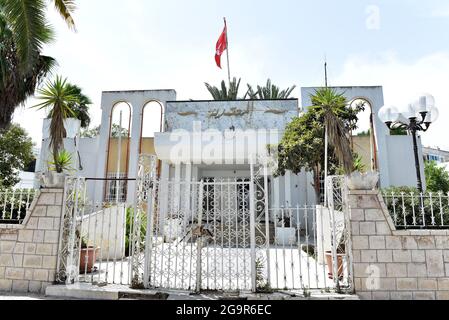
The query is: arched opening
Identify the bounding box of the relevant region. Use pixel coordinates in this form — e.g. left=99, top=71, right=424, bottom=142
left=139, top=101, right=164, bottom=155
left=104, top=102, right=132, bottom=202
left=350, top=98, right=378, bottom=171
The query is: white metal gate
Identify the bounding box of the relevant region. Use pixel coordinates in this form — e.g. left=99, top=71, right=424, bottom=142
left=56, top=155, right=353, bottom=293
left=132, top=156, right=353, bottom=293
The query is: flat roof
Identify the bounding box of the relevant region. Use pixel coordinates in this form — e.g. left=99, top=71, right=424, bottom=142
left=166, top=98, right=298, bottom=103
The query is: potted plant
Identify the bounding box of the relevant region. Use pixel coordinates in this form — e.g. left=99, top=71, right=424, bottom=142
left=42, top=150, right=74, bottom=188
left=347, top=154, right=379, bottom=190
left=275, top=213, right=296, bottom=245
left=78, top=234, right=99, bottom=274
left=33, top=76, right=80, bottom=188
left=325, top=242, right=345, bottom=280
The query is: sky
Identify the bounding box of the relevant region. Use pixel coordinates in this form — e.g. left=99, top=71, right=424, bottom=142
left=12, top=0, right=449, bottom=150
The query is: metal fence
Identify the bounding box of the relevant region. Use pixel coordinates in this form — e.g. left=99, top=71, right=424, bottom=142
left=382, top=191, right=449, bottom=229
left=56, top=156, right=353, bottom=294
left=0, top=188, right=39, bottom=224
left=56, top=177, right=134, bottom=286
left=104, top=173, right=128, bottom=203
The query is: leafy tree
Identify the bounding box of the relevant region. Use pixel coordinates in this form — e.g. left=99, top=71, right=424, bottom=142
left=0, top=124, right=34, bottom=188
left=390, top=127, right=407, bottom=136
left=425, top=161, right=449, bottom=193
left=246, top=79, right=296, bottom=99
left=33, top=76, right=79, bottom=173
left=205, top=77, right=242, bottom=100
left=276, top=88, right=362, bottom=199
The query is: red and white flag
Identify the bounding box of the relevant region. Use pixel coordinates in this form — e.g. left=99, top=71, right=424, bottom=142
left=215, top=23, right=227, bottom=69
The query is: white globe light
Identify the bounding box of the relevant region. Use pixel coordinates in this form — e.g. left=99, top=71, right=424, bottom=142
left=400, top=103, right=418, bottom=120
left=414, top=98, right=426, bottom=113
left=427, top=107, right=439, bottom=123
left=419, top=93, right=435, bottom=111
left=378, top=105, right=399, bottom=123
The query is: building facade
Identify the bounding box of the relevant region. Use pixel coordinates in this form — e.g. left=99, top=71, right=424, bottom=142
left=35, top=85, right=427, bottom=204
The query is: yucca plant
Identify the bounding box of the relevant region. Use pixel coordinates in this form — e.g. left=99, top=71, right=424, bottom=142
left=33, top=76, right=79, bottom=172
left=204, top=77, right=242, bottom=100
left=48, top=150, right=74, bottom=173
left=246, top=79, right=296, bottom=100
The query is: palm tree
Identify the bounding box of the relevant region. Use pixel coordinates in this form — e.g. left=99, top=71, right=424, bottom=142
left=48, top=83, right=92, bottom=128
left=0, top=13, right=56, bottom=130
left=205, top=77, right=242, bottom=100
left=0, top=1, right=76, bottom=129
left=246, top=79, right=296, bottom=99
left=310, top=87, right=354, bottom=175
left=33, top=76, right=79, bottom=171
left=1, top=0, right=76, bottom=71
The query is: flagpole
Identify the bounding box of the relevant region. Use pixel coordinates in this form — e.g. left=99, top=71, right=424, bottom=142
left=224, top=17, right=231, bottom=87
left=324, top=58, right=328, bottom=207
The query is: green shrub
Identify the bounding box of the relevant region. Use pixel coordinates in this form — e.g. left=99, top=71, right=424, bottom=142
left=0, top=188, right=37, bottom=222
left=381, top=186, right=449, bottom=228
left=124, top=207, right=147, bottom=257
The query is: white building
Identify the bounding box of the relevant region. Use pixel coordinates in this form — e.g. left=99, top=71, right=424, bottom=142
left=35, top=86, right=426, bottom=205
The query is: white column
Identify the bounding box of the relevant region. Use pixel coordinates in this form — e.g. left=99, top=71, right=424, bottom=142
left=127, top=102, right=144, bottom=201
left=174, top=164, right=181, bottom=212
left=159, top=161, right=170, bottom=230
left=185, top=163, right=192, bottom=214
left=284, top=170, right=292, bottom=207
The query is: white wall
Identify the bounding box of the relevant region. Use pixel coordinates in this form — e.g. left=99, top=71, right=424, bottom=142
left=385, top=135, right=426, bottom=189
left=301, top=86, right=425, bottom=189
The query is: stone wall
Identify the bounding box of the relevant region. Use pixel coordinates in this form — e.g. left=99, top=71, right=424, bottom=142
left=349, top=190, right=449, bottom=300
left=0, top=189, right=63, bottom=293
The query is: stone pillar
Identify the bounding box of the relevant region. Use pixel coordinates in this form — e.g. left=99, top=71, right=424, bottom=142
left=0, top=189, right=64, bottom=294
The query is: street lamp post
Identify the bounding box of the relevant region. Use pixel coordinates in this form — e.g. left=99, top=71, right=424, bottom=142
left=378, top=94, right=439, bottom=193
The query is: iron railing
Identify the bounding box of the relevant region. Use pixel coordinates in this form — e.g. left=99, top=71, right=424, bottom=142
left=382, top=191, right=449, bottom=229
left=0, top=188, right=39, bottom=224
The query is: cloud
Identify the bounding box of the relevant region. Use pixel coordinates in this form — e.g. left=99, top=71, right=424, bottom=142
left=335, top=51, right=449, bottom=150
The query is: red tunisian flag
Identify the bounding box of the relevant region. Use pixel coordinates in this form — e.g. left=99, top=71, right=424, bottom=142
left=215, top=23, right=227, bottom=69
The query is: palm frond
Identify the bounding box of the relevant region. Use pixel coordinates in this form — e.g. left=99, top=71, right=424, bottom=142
left=247, top=78, right=296, bottom=99
left=310, top=87, right=354, bottom=174
left=2, top=0, right=54, bottom=71
left=204, top=77, right=241, bottom=100
left=52, top=0, right=77, bottom=30
left=33, top=75, right=79, bottom=161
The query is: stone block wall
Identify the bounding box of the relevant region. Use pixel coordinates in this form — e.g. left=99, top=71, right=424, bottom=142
left=349, top=190, right=449, bottom=300
left=0, top=189, right=63, bottom=293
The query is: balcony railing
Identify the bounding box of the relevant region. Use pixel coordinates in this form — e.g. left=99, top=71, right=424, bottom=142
left=382, top=191, right=449, bottom=229
left=0, top=188, right=39, bottom=224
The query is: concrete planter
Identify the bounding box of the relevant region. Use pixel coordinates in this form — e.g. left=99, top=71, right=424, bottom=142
left=41, top=172, right=67, bottom=188
left=347, top=171, right=379, bottom=190
left=163, top=218, right=184, bottom=242
left=275, top=227, right=296, bottom=245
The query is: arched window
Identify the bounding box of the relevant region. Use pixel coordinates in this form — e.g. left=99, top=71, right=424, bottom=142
left=350, top=98, right=378, bottom=171
left=104, top=102, right=132, bottom=202
left=139, top=101, right=164, bottom=155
